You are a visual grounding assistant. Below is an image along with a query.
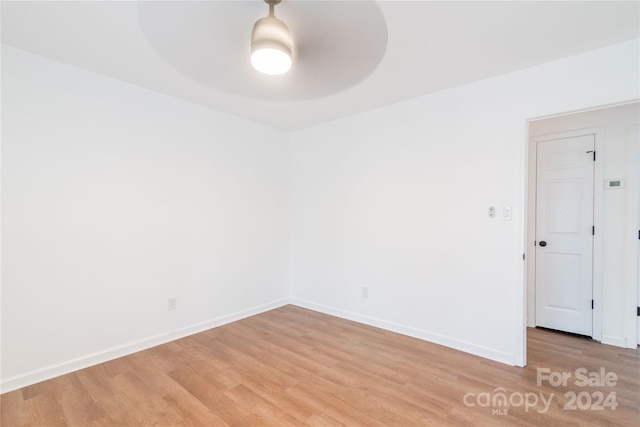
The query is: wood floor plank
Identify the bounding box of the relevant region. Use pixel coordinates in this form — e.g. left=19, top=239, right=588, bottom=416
left=0, top=387, right=27, bottom=426
left=167, top=366, right=249, bottom=425
left=284, top=382, right=388, bottom=427
left=2, top=305, right=638, bottom=426
left=224, top=384, right=300, bottom=427
left=22, top=393, right=67, bottom=426
left=239, top=377, right=315, bottom=423
left=51, top=373, right=104, bottom=425
left=74, top=365, right=118, bottom=403
left=161, top=392, right=230, bottom=427
left=304, top=411, right=349, bottom=427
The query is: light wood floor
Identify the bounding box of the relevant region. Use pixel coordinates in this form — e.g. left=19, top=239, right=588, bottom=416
left=1, top=305, right=639, bottom=426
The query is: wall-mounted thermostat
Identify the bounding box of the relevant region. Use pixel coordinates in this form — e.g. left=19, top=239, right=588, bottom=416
left=604, top=179, right=625, bottom=189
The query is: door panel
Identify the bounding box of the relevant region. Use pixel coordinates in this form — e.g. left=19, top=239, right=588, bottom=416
left=548, top=180, right=582, bottom=232
left=545, top=253, right=581, bottom=310
left=536, top=134, right=594, bottom=336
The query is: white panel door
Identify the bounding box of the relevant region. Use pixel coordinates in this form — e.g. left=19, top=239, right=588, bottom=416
left=536, top=134, right=594, bottom=336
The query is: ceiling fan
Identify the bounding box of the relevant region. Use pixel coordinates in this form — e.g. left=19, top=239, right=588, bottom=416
left=137, top=0, right=387, bottom=100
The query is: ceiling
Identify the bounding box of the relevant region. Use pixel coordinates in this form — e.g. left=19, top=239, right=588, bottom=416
left=2, top=1, right=639, bottom=130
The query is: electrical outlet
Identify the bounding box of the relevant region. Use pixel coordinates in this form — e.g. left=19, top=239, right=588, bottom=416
left=168, top=297, right=177, bottom=311
left=362, top=287, right=368, bottom=298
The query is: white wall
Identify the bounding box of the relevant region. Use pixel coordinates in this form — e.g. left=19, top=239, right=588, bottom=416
left=1, top=46, right=291, bottom=391
left=289, top=39, right=640, bottom=365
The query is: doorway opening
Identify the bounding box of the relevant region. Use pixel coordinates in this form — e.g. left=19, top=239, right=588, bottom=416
left=525, top=102, right=640, bottom=353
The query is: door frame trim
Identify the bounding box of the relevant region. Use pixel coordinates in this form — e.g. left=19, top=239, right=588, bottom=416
left=526, top=127, right=604, bottom=342
left=625, top=127, right=640, bottom=348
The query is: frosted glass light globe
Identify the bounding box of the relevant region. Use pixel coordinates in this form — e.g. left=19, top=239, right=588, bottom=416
left=251, top=48, right=291, bottom=75
left=250, top=14, right=293, bottom=75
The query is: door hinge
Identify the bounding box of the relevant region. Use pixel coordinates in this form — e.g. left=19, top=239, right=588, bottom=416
left=637, top=306, right=640, bottom=316
left=522, top=253, right=525, bottom=261
left=592, top=300, right=594, bottom=309
left=592, top=226, right=595, bottom=236
left=638, top=230, right=639, bottom=240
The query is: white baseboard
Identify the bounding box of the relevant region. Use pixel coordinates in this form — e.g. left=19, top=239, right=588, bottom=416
left=600, top=335, right=629, bottom=348
left=291, top=298, right=515, bottom=366
left=0, top=298, right=290, bottom=394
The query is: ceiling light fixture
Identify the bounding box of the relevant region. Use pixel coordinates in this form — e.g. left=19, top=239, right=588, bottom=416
left=250, top=0, right=293, bottom=75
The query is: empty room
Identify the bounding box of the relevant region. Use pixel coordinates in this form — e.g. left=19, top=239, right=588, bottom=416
left=1, top=1, right=639, bottom=426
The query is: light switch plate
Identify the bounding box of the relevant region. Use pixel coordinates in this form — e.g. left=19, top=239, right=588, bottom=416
left=498, top=206, right=512, bottom=221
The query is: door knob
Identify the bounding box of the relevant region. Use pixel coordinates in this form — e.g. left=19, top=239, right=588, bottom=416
left=539, top=241, right=547, bottom=247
